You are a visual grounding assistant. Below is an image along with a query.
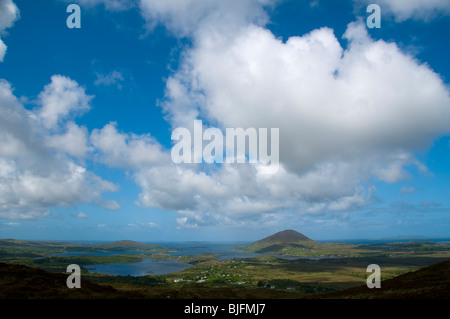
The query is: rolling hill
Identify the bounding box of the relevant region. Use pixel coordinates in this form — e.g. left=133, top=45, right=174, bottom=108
left=0, top=239, right=170, bottom=261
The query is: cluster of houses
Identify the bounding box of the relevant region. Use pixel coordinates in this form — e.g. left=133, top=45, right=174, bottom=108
left=172, top=274, right=247, bottom=285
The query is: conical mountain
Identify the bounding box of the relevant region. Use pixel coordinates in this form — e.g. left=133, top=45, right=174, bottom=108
left=239, top=229, right=319, bottom=254
left=259, top=229, right=313, bottom=244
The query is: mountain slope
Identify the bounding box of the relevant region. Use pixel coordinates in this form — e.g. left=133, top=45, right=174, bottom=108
left=239, top=230, right=319, bottom=254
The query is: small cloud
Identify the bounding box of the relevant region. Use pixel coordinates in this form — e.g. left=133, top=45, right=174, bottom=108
left=138, top=221, right=157, bottom=228
left=101, top=199, right=121, bottom=210
left=127, top=221, right=158, bottom=229
left=94, top=70, right=124, bottom=89
left=310, top=0, right=319, bottom=8
left=400, top=186, right=415, bottom=194
left=2, top=222, right=20, bottom=226
left=76, top=212, right=89, bottom=219
left=418, top=201, right=440, bottom=208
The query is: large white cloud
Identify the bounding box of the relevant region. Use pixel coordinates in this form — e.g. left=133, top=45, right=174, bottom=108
left=147, top=10, right=450, bottom=227
left=162, top=20, right=450, bottom=172
left=0, top=77, right=118, bottom=220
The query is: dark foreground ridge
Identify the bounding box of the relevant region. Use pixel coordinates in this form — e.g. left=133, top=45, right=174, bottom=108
left=0, top=262, right=135, bottom=299
left=321, top=260, right=450, bottom=299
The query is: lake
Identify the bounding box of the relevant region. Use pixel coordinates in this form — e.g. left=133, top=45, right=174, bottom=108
left=54, top=240, right=402, bottom=276
left=85, top=257, right=193, bottom=276
left=51, top=242, right=258, bottom=277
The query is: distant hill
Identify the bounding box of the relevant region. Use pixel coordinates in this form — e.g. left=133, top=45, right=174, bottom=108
left=376, top=235, right=450, bottom=241
left=238, top=230, right=319, bottom=254
left=91, top=240, right=168, bottom=252
left=321, top=260, right=450, bottom=299
left=0, top=239, right=171, bottom=262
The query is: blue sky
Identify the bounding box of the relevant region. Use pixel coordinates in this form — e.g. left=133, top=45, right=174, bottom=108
left=0, top=0, right=449, bottom=242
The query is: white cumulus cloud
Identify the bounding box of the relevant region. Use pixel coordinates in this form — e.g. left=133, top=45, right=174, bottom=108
left=94, top=70, right=124, bottom=89
left=91, top=122, right=168, bottom=169
left=37, top=75, right=93, bottom=130
left=143, top=6, right=450, bottom=227
left=76, top=211, right=88, bottom=219
left=0, top=77, right=118, bottom=220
